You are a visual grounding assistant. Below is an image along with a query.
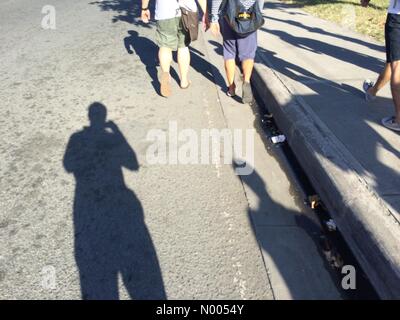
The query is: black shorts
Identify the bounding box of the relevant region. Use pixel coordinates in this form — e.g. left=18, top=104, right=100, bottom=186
left=385, top=14, right=400, bottom=63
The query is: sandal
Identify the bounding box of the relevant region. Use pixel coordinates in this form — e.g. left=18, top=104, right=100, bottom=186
left=242, top=82, right=254, bottom=104
left=362, top=79, right=376, bottom=102
left=227, top=83, right=236, bottom=97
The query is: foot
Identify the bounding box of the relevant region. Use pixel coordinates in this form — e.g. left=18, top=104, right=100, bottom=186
left=242, top=81, right=253, bottom=104
left=382, top=116, right=400, bottom=132
left=180, top=80, right=191, bottom=89
left=227, top=83, right=236, bottom=97
left=363, top=79, right=376, bottom=102
left=160, top=71, right=171, bottom=97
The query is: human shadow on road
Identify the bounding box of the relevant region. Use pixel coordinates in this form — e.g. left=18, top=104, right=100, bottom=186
left=207, top=40, right=250, bottom=102
left=187, top=46, right=227, bottom=92
left=92, top=0, right=226, bottom=93
left=124, top=30, right=226, bottom=94
left=63, top=102, right=166, bottom=300
left=124, top=30, right=180, bottom=96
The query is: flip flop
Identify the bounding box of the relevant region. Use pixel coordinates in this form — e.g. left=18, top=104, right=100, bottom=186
left=382, top=116, right=400, bottom=132
left=160, top=72, right=171, bottom=97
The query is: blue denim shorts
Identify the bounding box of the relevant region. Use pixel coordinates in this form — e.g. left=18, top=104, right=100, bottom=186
left=385, top=14, right=400, bottom=63
left=220, top=18, right=258, bottom=61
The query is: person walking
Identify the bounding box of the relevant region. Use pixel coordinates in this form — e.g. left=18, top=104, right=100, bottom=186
left=362, top=0, right=400, bottom=131
left=210, top=0, right=264, bottom=104
left=141, top=0, right=208, bottom=97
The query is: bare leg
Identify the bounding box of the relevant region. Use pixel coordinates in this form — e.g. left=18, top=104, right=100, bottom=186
left=242, top=59, right=255, bottom=83
left=241, top=59, right=255, bottom=104
left=390, top=61, right=400, bottom=123
left=177, top=47, right=190, bottom=88
left=369, top=63, right=391, bottom=96
left=159, top=47, right=172, bottom=73
left=158, top=47, right=173, bottom=97
left=225, top=59, right=236, bottom=94
left=158, top=48, right=172, bottom=97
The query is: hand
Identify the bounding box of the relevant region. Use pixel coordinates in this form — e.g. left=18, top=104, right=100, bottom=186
left=210, top=22, right=220, bottom=37
left=360, top=0, right=370, bottom=7
left=202, top=13, right=210, bottom=31
left=105, top=121, right=118, bottom=132
left=141, top=9, right=151, bottom=23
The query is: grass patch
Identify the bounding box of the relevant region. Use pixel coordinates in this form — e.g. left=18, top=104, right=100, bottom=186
left=282, top=0, right=388, bottom=42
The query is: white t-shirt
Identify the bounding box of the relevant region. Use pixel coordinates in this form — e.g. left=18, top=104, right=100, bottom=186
left=388, top=0, right=400, bottom=14
left=155, top=0, right=198, bottom=20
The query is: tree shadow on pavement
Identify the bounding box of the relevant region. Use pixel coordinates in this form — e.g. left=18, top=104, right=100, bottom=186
left=256, top=46, right=363, bottom=97
left=89, top=0, right=154, bottom=27
left=63, top=102, right=166, bottom=300
left=255, top=46, right=400, bottom=218
left=260, top=27, right=384, bottom=74
left=264, top=14, right=385, bottom=53
left=282, top=0, right=387, bottom=11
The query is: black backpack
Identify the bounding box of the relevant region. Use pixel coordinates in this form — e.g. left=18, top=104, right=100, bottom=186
left=222, top=0, right=265, bottom=37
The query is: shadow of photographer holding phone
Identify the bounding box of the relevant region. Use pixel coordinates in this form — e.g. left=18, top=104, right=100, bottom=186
left=63, top=102, right=165, bottom=300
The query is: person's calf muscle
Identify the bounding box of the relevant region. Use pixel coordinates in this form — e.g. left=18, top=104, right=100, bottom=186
left=390, top=60, right=400, bottom=121
left=159, top=47, right=172, bottom=73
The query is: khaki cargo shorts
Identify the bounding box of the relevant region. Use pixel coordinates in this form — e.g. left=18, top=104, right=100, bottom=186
left=156, top=17, right=190, bottom=50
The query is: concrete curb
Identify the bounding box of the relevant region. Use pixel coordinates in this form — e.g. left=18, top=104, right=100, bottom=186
left=252, top=54, right=400, bottom=299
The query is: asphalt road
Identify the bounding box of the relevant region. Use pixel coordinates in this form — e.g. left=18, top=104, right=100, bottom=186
left=0, top=0, right=340, bottom=299
left=0, top=0, right=274, bottom=299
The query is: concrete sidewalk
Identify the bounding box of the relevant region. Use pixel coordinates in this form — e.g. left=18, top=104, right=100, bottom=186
left=253, top=1, right=400, bottom=298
